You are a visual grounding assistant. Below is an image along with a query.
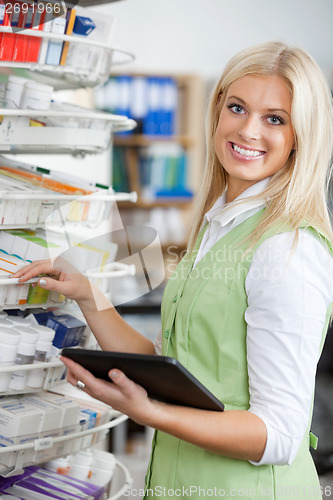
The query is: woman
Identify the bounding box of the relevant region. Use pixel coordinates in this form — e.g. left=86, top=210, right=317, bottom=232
left=14, top=41, right=333, bottom=498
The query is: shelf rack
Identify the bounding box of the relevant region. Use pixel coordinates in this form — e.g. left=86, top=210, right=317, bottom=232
left=0, top=262, right=136, bottom=310
left=0, top=108, right=136, bottom=154
left=0, top=5, right=137, bottom=491
left=0, top=189, right=137, bottom=228
left=0, top=413, right=128, bottom=477
left=0, top=27, right=135, bottom=89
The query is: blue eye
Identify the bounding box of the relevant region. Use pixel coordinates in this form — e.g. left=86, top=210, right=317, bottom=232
left=228, top=103, right=244, bottom=114
left=267, top=115, right=284, bottom=125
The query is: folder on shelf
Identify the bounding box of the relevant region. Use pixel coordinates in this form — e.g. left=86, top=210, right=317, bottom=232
left=129, top=76, right=148, bottom=134
left=45, top=11, right=67, bottom=65
left=59, top=7, right=76, bottom=66
left=12, top=3, right=28, bottom=63
left=143, top=77, right=160, bottom=135
left=0, top=3, right=15, bottom=61
left=36, top=8, right=53, bottom=65
left=159, top=77, right=177, bottom=135
left=26, top=6, right=48, bottom=63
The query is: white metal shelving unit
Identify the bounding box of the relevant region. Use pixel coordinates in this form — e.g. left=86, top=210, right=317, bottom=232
left=0, top=4, right=136, bottom=494
left=0, top=27, right=135, bottom=88
left=0, top=107, right=136, bottom=154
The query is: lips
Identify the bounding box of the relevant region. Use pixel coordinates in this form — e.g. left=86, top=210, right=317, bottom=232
left=231, top=142, right=266, bottom=158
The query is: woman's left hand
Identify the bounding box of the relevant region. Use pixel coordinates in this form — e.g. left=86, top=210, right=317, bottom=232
left=60, top=356, right=155, bottom=426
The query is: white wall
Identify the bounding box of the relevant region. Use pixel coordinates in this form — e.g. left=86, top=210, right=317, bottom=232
left=97, top=0, right=333, bottom=84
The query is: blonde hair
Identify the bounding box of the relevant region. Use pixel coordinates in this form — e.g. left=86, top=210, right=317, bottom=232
left=188, top=41, right=333, bottom=251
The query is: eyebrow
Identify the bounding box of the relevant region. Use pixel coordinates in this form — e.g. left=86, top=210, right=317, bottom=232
left=227, top=95, right=290, bottom=117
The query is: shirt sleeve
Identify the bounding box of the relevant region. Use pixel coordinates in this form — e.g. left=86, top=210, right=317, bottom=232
left=245, top=229, right=333, bottom=466
left=154, top=329, right=162, bottom=355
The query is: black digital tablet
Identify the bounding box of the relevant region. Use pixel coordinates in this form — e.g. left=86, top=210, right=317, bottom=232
left=61, top=348, right=224, bottom=412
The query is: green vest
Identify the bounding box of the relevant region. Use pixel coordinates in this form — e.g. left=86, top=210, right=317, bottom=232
left=144, top=210, right=332, bottom=499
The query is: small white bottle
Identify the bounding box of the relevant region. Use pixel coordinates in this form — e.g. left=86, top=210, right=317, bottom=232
left=0, top=326, right=21, bottom=392
left=29, top=324, right=55, bottom=343
left=8, top=327, right=38, bottom=391
left=26, top=338, right=53, bottom=389
left=91, top=449, right=116, bottom=488
left=67, top=450, right=93, bottom=481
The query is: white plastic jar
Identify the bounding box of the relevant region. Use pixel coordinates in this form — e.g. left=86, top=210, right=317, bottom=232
left=4, top=75, right=31, bottom=108
left=0, top=326, right=21, bottom=392
left=20, top=81, right=53, bottom=111
left=26, top=337, right=54, bottom=389
left=8, top=340, right=36, bottom=391
left=30, top=324, right=55, bottom=343
left=13, top=326, right=39, bottom=345
left=6, top=316, right=30, bottom=327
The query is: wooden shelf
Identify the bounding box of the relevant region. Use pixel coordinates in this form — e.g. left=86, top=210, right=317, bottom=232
left=113, top=134, right=195, bottom=148
left=118, top=198, right=193, bottom=209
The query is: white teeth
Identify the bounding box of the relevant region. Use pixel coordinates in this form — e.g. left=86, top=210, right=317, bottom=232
left=232, top=144, right=262, bottom=157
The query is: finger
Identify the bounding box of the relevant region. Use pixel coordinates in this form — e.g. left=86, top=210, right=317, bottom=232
left=108, top=369, right=139, bottom=397
left=61, top=356, right=105, bottom=389
left=12, top=261, right=56, bottom=282
left=37, top=276, right=64, bottom=292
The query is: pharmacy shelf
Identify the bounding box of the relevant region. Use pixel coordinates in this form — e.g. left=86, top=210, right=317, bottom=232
left=0, top=413, right=128, bottom=477
left=0, top=263, right=136, bottom=310
left=0, top=27, right=135, bottom=89
left=0, top=263, right=137, bottom=282
left=0, top=359, right=64, bottom=396
left=0, top=190, right=137, bottom=229
left=109, top=460, right=133, bottom=500
left=0, top=108, right=136, bottom=155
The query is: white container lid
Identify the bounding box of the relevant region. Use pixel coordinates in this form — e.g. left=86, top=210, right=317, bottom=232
left=0, top=318, right=14, bottom=328
left=16, top=327, right=39, bottom=344
left=6, top=316, right=29, bottom=326
left=92, top=450, right=116, bottom=469
left=17, top=341, right=36, bottom=356
left=70, top=449, right=93, bottom=466
left=36, top=339, right=52, bottom=352
left=0, top=327, right=21, bottom=345
left=24, top=81, right=53, bottom=94
left=7, top=75, right=31, bottom=86
left=30, top=324, right=55, bottom=342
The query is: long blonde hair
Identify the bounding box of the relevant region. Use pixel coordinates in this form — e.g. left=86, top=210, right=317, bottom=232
left=188, top=41, right=333, bottom=251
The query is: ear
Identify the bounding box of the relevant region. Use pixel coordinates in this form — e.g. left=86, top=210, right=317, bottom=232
left=216, top=92, right=222, bottom=104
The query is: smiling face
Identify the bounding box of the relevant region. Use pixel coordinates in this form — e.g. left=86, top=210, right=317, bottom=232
left=214, top=74, right=295, bottom=202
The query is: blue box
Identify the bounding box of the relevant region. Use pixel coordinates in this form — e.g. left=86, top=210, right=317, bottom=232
left=73, top=16, right=96, bottom=36
left=46, top=314, right=86, bottom=349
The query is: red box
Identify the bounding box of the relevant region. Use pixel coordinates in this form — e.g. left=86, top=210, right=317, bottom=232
left=0, top=2, right=15, bottom=61
left=26, top=7, right=46, bottom=63
left=12, top=1, right=28, bottom=62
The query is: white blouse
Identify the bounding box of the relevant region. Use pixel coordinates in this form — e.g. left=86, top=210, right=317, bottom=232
left=155, top=178, right=333, bottom=466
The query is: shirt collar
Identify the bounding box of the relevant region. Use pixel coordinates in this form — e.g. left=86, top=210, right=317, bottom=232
left=204, top=177, right=271, bottom=228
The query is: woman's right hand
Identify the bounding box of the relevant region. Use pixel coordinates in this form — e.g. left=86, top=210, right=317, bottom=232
left=12, top=257, right=92, bottom=304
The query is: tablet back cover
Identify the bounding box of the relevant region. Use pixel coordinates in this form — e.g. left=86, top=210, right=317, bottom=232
left=61, top=349, right=224, bottom=412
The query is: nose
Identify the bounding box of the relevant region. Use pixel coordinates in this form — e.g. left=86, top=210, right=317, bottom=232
left=238, top=115, right=262, bottom=142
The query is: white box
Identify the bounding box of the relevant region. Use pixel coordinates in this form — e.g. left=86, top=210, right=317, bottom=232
left=22, top=395, right=63, bottom=462
left=0, top=400, right=43, bottom=467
